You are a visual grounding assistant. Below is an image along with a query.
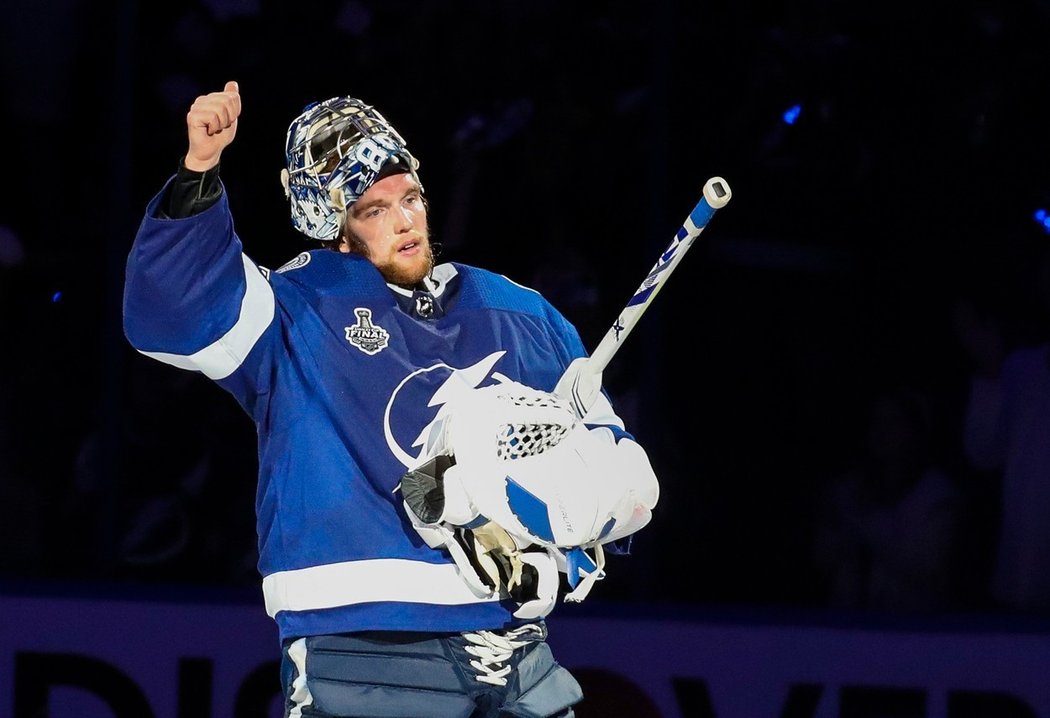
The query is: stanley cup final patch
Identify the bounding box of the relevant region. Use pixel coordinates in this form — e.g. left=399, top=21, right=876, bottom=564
left=345, top=308, right=389, bottom=355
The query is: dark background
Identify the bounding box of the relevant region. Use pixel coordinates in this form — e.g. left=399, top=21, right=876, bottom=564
left=3, top=0, right=1050, bottom=619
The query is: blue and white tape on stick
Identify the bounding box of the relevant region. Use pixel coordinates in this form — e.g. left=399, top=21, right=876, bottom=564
left=554, top=176, right=732, bottom=419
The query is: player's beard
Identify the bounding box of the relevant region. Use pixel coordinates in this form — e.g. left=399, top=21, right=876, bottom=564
left=380, top=238, right=435, bottom=287
left=343, top=227, right=435, bottom=288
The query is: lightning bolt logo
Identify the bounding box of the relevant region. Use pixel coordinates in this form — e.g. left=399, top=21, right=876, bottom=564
left=383, top=351, right=511, bottom=469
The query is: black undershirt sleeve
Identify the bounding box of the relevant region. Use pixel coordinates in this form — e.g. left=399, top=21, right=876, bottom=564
left=160, top=158, right=223, bottom=219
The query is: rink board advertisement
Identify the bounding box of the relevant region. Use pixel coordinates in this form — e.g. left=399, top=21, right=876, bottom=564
left=1, top=591, right=1048, bottom=718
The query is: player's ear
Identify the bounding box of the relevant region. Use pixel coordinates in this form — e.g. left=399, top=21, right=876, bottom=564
left=334, top=217, right=352, bottom=254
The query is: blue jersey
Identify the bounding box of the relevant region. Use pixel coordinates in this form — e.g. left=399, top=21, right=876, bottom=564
left=123, top=179, right=626, bottom=643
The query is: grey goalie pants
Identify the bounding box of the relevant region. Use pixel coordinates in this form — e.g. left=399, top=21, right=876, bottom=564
left=280, top=623, right=582, bottom=718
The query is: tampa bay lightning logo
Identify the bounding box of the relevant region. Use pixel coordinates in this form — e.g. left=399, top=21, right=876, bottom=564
left=383, top=351, right=510, bottom=469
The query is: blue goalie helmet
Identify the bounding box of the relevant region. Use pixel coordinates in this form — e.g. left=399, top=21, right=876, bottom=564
left=280, top=96, right=420, bottom=241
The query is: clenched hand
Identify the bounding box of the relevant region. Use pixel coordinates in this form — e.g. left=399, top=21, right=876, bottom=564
left=184, top=80, right=241, bottom=172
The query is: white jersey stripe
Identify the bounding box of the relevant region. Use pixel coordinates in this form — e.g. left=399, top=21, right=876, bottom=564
left=262, top=558, right=500, bottom=617
left=138, top=254, right=275, bottom=380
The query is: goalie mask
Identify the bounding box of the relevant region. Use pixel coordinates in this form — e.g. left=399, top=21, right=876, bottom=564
left=280, top=96, right=421, bottom=241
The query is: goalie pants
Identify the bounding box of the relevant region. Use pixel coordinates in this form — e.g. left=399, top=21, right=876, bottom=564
left=280, top=624, right=582, bottom=718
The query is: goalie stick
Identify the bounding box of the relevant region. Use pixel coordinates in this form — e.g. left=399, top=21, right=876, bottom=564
left=554, top=176, right=732, bottom=419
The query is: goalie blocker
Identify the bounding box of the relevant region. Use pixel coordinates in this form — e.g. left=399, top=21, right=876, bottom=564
left=399, top=379, right=659, bottom=618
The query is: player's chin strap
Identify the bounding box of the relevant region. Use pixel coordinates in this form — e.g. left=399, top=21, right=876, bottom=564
left=402, top=504, right=603, bottom=614
left=402, top=499, right=561, bottom=619
left=404, top=507, right=495, bottom=598
left=562, top=544, right=606, bottom=603
left=399, top=452, right=612, bottom=612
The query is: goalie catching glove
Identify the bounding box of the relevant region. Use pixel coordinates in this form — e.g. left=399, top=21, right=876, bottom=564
left=399, top=378, right=659, bottom=613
